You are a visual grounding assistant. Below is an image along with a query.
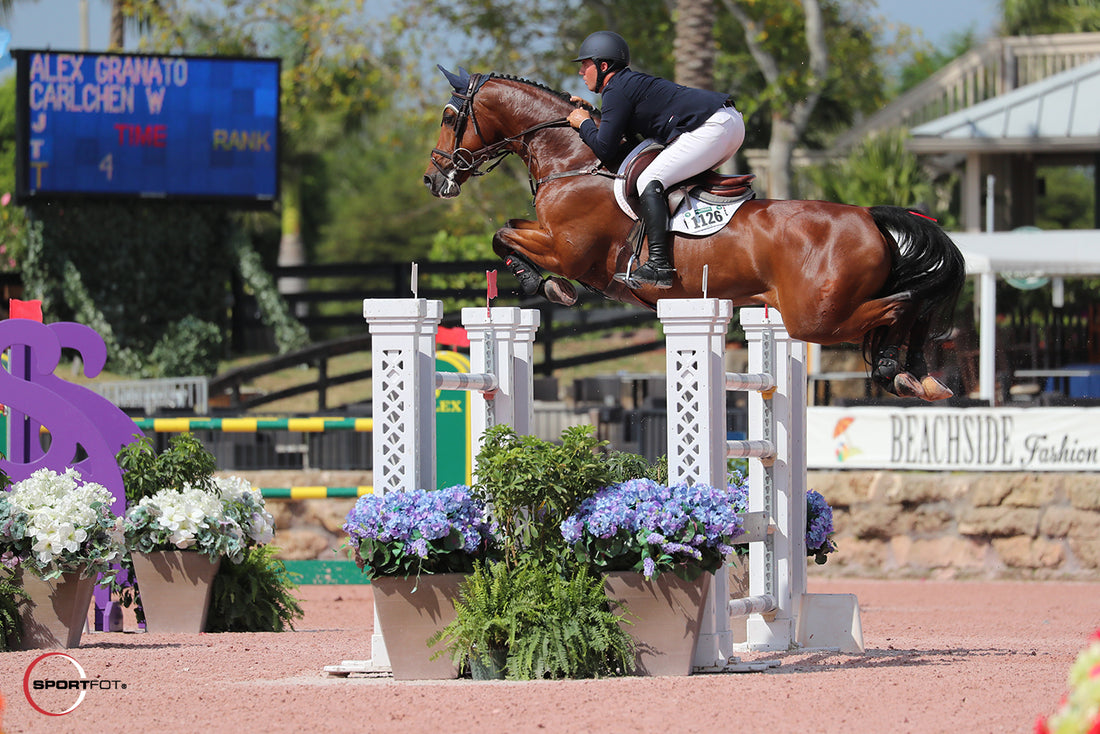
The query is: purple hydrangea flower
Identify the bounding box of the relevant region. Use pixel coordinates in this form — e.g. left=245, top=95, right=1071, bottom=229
left=561, top=478, right=746, bottom=579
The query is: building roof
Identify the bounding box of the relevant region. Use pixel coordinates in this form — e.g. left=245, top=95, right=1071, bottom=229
left=951, top=229, right=1100, bottom=276
left=910, top=58, right=1100, bottom=154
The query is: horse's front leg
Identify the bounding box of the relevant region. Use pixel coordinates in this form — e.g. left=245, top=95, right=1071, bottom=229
left=493, top=220, right=578, bottom=306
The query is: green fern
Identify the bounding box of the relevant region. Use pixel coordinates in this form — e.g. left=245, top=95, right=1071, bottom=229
left=0, top=571, right=26, bottom=651
left=206, top=546, right=304, bottom=632
left=432, top=561, right=633, bottom=680
left=505, top=564, right=633, bottom=680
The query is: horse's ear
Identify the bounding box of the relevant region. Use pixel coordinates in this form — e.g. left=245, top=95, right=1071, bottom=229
left=437, top=64, right=469, bottom=91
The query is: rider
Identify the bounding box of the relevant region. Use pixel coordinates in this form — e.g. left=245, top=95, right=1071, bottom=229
left=567, top=31, right=745, bottom=289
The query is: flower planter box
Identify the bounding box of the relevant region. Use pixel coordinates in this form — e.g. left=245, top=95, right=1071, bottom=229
left=603, top=571, right=710, bottom=677
left=131, top=550, right=221, bottom=633
left=13, top=569, right=96, bottom=649
left=372, top=573, right=464, bottom=680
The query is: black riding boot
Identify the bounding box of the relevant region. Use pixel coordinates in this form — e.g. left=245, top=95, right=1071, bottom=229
left=630, top=181, right=675, bottom=289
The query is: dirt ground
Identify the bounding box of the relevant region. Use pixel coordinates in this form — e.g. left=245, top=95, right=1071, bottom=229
left=1, top=576, right=1097, bottom=733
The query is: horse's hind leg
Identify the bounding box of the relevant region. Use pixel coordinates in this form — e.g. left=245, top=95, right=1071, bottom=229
left=903, top=316, right=954, bottom=401
left=866, top=304, right=929, bottom=399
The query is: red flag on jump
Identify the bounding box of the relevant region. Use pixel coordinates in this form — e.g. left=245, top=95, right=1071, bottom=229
left=9, top=299, right=43, bottom=322
left=486, top=270, right=498, bottom=300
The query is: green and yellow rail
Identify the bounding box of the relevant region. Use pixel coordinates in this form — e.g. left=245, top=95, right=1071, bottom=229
left=132, top=416, right=376, bottom=499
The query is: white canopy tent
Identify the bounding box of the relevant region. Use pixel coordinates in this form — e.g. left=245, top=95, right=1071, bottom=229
left=951, top=229, right=1100, bottom=402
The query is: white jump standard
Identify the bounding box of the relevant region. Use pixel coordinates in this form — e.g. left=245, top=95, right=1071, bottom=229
left=658, top=299, right=863, bottom=670
left=325, top=298, right=539, bottom=676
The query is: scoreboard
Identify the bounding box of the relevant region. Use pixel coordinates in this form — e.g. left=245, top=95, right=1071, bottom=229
left=13, top=50, right=280, bottom=208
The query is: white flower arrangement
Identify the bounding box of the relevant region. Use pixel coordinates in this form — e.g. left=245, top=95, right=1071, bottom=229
left=214, top=476, right=275, bottom=546
left=123, top=476, right=275, bottom=564
left=0, top=468, right=123, bottom=580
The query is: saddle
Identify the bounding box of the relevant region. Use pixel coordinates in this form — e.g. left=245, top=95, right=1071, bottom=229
left=613, top=140, right=756, bottom=237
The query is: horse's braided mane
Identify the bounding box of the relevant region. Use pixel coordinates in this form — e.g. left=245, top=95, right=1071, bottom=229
left=491, top=72, right=597, bottom=113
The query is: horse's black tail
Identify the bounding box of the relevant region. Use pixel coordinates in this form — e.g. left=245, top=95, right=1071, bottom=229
left=864, top=205, right=966, bottom=363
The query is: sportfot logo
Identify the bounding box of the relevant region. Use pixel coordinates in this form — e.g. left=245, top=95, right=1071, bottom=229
left=22, top=652, right=126, bottom=716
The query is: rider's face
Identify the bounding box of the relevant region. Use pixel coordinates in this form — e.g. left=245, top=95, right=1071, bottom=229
left=578, top=59, right=600, bottom=92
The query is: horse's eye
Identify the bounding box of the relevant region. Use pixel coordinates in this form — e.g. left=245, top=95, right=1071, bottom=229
left=441, top=111, right=454, bottom=127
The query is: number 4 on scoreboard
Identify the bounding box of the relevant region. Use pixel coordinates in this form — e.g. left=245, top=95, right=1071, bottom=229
left=99, top=154, right=113, bottom=181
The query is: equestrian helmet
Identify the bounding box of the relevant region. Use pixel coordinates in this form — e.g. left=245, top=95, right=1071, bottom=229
left=572, top=31, right=630, bottom=69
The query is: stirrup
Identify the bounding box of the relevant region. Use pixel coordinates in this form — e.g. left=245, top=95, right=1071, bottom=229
left=625, top=261, right=674, bottom=289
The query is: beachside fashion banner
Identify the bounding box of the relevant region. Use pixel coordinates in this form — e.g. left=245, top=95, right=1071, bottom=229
left=808, top=407, right=1100, bottom=471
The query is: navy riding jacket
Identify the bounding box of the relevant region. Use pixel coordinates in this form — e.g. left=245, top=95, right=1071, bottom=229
left=577, top=68, right=730, bottom=168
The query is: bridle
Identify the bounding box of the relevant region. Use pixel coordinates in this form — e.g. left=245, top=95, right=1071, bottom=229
left=430, top=73, right=609, bottom=195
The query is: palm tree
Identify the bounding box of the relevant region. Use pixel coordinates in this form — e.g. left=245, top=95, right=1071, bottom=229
left=674, top=0, right=716, bottom=89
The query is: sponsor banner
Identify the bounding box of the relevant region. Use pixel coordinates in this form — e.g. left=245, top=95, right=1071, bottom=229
left=808, top=407, right=1100, bottom=472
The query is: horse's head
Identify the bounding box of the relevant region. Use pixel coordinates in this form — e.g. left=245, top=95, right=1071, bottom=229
left=424, top=67, right=577, bottom=199
left=424, top=66, right=499, bottom=198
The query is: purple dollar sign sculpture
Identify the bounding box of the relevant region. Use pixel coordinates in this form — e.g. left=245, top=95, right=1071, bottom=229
left=2, top=312, right=144, bottom=630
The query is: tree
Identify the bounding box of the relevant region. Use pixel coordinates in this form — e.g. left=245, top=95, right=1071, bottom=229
left=128, top=1, right=395, bottom=301
left=674, top=0, right=717, bottom=88
left=800, top=128, right=957, bottom=226
left=718, top=0, right=827, bottom=199
left=1001, top=0, right=1100, bottom=35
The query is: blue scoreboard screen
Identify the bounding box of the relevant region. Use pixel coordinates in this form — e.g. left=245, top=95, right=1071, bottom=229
left=14, top=50, right=280, bottom=208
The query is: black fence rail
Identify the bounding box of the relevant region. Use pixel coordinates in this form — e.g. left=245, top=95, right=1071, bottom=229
left=214, top=261, right=668, bottom=410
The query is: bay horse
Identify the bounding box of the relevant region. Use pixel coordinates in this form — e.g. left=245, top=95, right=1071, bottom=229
left=424, top=68, right=965, bottom=400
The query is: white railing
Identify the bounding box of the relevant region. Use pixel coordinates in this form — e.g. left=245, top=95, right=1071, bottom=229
left=836, top=32, right=1100, bottom=148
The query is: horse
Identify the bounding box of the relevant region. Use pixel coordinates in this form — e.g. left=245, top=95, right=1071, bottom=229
left=423, top=68, right=966, bottom=400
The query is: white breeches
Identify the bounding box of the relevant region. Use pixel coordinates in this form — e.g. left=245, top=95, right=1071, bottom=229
left=636, top=105, right=746, bottom=193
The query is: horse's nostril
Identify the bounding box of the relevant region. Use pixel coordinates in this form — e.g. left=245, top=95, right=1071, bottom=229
left=423, top=175, right=432, bottom=188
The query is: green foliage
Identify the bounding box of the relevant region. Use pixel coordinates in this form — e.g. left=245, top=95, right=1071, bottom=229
left=206, top=545, right=304, bottom=633
left=1037, top=166, right=1096, bottom=230
left=0, top=76, right=26, bottom=272
left=473, top=425, right=614, bottom=568
left=116, top=433, right=217, bottom=505
left=799, top=128, right=957, bottom=226
left=714, top=0, right=886, bottom=149
left=892, top=31, right=979, bottom=97
left=430, top=560, right=634, bottom=679
left=504, top=564, right=634, bottom=679
left=604, top=450, right=667, bottom=485
left=0, top=572, right=26, bottom=652
left=314, top=107, right=531, bottom=268
left=22, top=200, right=237, bottom=376
left=434, top=428, right=657, bottom=679
left=430, top=560, right=517, bottom=668
left=421, top=230, right=498, bottom=311
left=148, top=316, right=224, bottom=378
left=230, top=228, right=310, bottom=353
left=1002, top=0, right=1100, bottom=35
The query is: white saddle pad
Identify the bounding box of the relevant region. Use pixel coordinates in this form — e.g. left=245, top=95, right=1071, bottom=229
left=613, top=139, right=752, bottom=237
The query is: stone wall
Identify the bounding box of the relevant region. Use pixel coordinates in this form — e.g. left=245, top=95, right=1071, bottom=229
left=239, top=469, right=1100, bottom=581
left=809, top=471, right=1100, bottom=580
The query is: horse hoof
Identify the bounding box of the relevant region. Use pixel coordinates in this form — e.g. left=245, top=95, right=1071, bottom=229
left=893, top=372, right=923, bottom=398
left=920, top=375, right=954, bottom=401
left=542, top=277, right=577, bottom=306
